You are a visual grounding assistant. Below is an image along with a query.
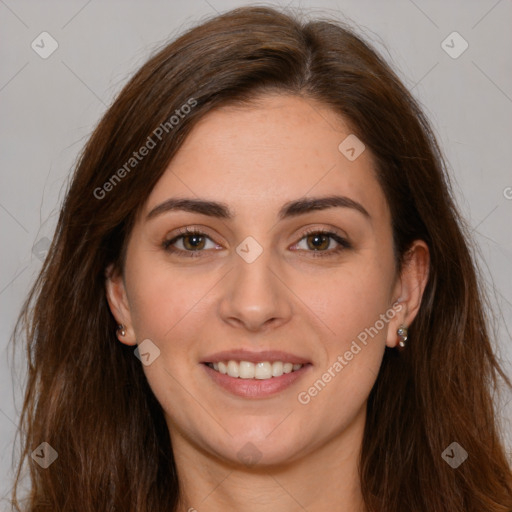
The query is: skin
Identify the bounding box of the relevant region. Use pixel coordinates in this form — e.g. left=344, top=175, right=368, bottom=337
left=106, top=93, right=429, bottom=512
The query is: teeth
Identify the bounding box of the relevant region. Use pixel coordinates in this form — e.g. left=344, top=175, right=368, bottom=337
left=227, top=360, right=239, bottom=378
left=207, top=360, right=304, bottom=380
left=255, top=362, right=272, bottom=379
left=272, top=361, right=283, bottom=377
left=218, top=361, right=227, bottom=375
left=239, top=361, right=255, bottom=379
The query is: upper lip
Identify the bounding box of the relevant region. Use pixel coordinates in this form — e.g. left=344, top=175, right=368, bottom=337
left=201, top=349, right=311, bottom=365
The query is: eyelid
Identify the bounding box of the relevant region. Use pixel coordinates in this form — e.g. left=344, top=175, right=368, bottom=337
left=297, top=225, right=348, bottom=241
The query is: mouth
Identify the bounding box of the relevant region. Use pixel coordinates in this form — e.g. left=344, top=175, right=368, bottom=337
left=204, top=360, right=305, bottom=380
left=200, top=350, right=312, bottom=399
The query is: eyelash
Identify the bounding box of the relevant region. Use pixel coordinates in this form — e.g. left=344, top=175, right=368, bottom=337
left=162, top=226, right=351, bottom=259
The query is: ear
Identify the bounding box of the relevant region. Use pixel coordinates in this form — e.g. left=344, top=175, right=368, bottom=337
left=105, top=264, right=137, bottom=346
left=386, top=240, right=430, bottom=348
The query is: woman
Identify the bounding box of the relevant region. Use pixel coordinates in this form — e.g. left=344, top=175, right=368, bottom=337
left=10, top=5, right=512, bottom=511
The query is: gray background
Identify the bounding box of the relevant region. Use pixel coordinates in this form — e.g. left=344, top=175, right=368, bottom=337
left=1, top=0, right=511, bottom=504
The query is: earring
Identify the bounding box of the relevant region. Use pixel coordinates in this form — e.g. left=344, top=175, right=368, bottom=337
left=397, top=324, right=408, bottom=349
left=117, top=324, right=126, bottom=337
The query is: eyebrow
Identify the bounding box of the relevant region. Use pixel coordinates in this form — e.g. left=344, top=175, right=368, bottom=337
left=146, top=195, right=371, bottom=222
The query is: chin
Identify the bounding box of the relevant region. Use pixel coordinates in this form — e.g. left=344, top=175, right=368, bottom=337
left=206, top=426, right=311, bottom=468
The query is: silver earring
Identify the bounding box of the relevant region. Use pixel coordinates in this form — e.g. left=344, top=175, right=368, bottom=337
left=397, top=324, right=408, bottom=349
left=117, top=324, right=126, bottom=337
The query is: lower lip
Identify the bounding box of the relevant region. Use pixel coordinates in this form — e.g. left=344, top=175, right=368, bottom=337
left=202, top=363, right=312, bottom=399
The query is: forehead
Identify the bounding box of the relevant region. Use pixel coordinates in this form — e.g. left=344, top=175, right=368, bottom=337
left=144, top=94, right=389, bottom=225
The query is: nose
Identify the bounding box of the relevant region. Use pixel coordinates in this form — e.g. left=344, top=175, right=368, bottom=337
left=218, top=245, right=293, bottom=333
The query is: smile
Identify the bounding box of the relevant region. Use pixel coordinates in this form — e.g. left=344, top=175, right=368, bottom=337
left=202, top=360, right=312, bottom=399
left=206, top=360, right=303, bottom=380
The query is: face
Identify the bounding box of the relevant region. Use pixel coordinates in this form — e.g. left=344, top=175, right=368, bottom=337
left=106, top=93, right=427, bottom=467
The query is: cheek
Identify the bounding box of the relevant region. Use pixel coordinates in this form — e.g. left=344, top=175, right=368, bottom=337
left=298, top=259, right=394, bottom=346
left=295, top=256, right=394, bottom=396
left=294, top=272, right=391, bottom=430
left=124, top=260, right=208, bottom=419
left=126, top=274, right=175, bottom=340
left=124, top=248, right=211, bottom=343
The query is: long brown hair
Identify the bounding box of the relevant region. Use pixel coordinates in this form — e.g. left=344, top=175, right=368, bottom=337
left=9, top=6, right=512, bottom=511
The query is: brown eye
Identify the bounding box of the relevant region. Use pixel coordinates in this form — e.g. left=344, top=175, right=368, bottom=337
left=181, top=233, right=207, bottom=251
left=162, top=228, right=219, bottom=258
left=293, top=229, right=351, bottom=258
left=305, top=233, right=331, bottom=251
